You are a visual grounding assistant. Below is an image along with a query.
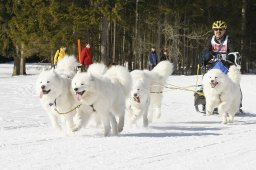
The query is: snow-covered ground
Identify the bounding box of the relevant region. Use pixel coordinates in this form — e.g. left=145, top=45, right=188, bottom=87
left=0, top=63, right=256, bottom=170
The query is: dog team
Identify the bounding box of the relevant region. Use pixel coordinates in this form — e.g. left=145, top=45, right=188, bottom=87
left=36, top=55, right=241, bottom=136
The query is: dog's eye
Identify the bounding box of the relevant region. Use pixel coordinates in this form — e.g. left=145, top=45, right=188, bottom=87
left=215, top=77, right=217, bottom=79
left=81, top=83, right=84, bottom=85
left=47, top=81, right=50, bottom=83
left=137, top=89, right=140, bottom=91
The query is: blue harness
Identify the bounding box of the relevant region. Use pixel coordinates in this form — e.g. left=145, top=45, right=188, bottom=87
left=212, top=60, right=229, bottom=74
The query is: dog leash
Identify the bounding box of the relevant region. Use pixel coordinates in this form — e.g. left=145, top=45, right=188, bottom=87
left=151, top=83, right=204, bottom=96
left=53, top=104, right=81, bottom=115
left=149, top=63, right=204, bottom=96
left=49, top=99, right=82, bottom=115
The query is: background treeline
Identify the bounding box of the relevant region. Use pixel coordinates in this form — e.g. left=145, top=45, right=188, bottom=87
left=0, top=0, right=255, bottom=75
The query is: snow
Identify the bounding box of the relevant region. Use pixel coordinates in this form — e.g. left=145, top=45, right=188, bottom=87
left=1, top=63, right=256, bottom=170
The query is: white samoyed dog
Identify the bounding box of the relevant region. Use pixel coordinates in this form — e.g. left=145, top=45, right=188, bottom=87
left=127, top=70, right=151, bottom=127
left=147, top=61, right=174, bottom=123
left=127, top=60, right=174, bottom=126
left=36, top=55, right=92, bottom=133
left=71, top=63, right=108, bottom=131
left=72, top=64, right=131, bottom=136
left=203, top=65, right=241, bottom=124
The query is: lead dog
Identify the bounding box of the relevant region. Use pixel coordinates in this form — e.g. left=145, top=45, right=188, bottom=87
left=36, top=55, right=92, bottom=133
left=72, top=64, right=131, bottom=136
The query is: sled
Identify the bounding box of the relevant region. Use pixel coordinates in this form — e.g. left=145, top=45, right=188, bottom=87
left=194, top=52, right=242, bottom=114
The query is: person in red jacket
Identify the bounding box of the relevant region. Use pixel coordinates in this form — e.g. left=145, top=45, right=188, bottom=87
left=80, top=43, right=93, bottom=71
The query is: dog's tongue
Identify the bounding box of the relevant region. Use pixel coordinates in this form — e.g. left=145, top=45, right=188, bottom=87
left=39, top=91, right=43, bottom=98
left=133, top=96, right=140, bottom=103
left=210, top=82, right=218, bottom=88
left=76, top=94, right=82, bottom=101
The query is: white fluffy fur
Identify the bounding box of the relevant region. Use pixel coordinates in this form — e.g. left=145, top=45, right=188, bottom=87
left=127, top=70, right=151, bottom=127
left=55, top=55, right=79, bottom=78
left=147, top=61, right=174, bottom=122
left=72, top=64, right=131, bottom=136
left=203, top=65, right=241, bottom=124
left=36, top=56, right=92, bottom=133
left=127, top=60, right=174, bottom=126
left=87, top=62, right=108, bottom=76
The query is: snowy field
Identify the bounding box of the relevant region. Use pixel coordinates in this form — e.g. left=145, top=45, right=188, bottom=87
left=0, top=63, right=256, bottom=170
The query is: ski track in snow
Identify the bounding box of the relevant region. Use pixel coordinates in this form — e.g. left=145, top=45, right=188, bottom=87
left=0, top=63, right=256, bottom=170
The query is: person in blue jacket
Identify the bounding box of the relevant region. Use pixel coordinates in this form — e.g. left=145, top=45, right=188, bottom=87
left=148, top=47, right=158, bottom=70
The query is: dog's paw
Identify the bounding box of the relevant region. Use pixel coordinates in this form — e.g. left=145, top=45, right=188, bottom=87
left=206, top=110, right=212, bottom=116
left=221, top=121, right=228, bottom=124
left=227, top=116, right=234, bottom=123
left=71, top=127, right=79, bottom=132
left=53, top=124, right=62, bottom=131
left=221, top=117, right=228, bottom=124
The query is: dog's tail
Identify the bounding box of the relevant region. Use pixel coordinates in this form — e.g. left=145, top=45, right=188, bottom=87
left=87, top=63, right=107, bottom=75
left=151, top=60, right=174, bottom=82
left=56, top=55, right=79, bottom=72
left=105, top=65, right=132, bottom=97
left=228, top=65, right=241, bottom=85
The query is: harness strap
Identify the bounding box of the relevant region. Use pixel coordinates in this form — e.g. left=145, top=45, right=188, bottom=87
left=150, top=91, right=163, bottom=93
left=54, top=104, right=81, bottom=115
left=49, top=98, right=81, bottom=115
left=90, top=105, right=96, bottom=112
left=49, top=99, right=57, bottom=107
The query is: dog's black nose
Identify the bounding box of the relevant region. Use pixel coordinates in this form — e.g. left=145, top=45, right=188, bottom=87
left=74, top=88, right=78, bottom=91
left=134, top=93, right=137, bottom=97
left=41, top=85, right=45, bottom=89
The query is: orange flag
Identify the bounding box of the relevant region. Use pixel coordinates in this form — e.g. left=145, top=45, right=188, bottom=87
left=77, top=39, right=81, bottom=63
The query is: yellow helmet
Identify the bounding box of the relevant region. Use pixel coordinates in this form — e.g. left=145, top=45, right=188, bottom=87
left=212, top=20, right=227, bottom=29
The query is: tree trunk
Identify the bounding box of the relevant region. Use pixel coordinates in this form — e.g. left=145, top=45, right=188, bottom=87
left=127, top=36, right=133, bottom=71
left=12, top=57, right=20, bottom=76
left=133, top=0, right=139, bottom=69
left=20, top=43, right=26, bottom=75
left=12, top=45, right=20, bottom=76
left=20, top=57, right=26, bottom=75
left=112, top=20, right=116, bottom=63
left=101, top=15, right=111, bottom=66
left=241, top=0, right=247, bottom=73
left=122, top=27, right=126, bottom=65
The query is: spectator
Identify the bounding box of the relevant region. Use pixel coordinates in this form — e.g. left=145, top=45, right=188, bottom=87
left=160, top=48, right=169, bottom=61
left=80, top=43, right=93, bottom=71
left=148, top=47, right=158, bottom=70
left=53, top=46, right=66, bottom=67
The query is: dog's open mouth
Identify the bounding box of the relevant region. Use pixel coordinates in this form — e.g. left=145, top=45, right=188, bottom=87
left=210, top=81, right=218, bottom=88
left=133, top=96, right=140, bottom=103
left=40, top=89, right=51, bottom=98
left=42, top=89, right=51, bottom=94
left=75, top=91, right=85, bottom=101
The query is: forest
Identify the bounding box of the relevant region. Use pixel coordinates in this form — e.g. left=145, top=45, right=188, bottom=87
left=0, top=0, right=255, bottom=75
